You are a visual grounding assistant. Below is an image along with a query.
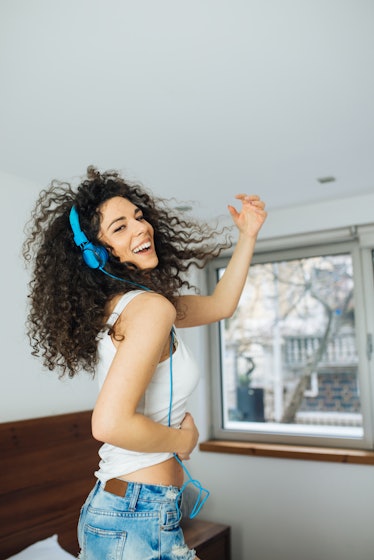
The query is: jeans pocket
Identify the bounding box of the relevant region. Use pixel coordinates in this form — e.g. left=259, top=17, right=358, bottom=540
left=82, top=524, right=127, bottom=560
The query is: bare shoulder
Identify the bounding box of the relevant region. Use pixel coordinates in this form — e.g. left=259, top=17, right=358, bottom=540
left=123, top=291, right=176, bottom=324
left=107, top=292, right=176, bottom=345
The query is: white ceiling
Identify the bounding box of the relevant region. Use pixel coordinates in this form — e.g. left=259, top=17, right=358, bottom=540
left=1, top=0, right=374, bottom=220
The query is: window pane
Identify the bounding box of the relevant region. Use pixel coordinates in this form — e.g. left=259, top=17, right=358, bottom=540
left=219, top=252, right=363, bottom=439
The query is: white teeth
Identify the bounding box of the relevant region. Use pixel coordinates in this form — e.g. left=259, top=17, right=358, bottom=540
left=132, top=242, right=151, bottom=254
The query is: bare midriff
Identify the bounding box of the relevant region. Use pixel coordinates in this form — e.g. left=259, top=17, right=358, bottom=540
left=117, top=456, right=184, bottom=488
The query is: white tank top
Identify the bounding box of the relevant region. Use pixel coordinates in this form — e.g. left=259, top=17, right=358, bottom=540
left=94, top=290, right=200, bottom=483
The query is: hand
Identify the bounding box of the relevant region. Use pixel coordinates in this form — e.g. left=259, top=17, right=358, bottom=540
left=178, top=412, right=199, bottom=461
left=228, top=194, right=267, bottom=239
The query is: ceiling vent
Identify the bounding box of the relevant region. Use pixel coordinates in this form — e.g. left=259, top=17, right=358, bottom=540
left=317, top=176, right=336, bottom=184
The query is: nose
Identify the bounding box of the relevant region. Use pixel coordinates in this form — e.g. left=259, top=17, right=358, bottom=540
left=131, top=217, right=147, bottom=235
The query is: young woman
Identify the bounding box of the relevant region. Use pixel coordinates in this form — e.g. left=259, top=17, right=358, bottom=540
left=23, top=166, right=267, bottom=560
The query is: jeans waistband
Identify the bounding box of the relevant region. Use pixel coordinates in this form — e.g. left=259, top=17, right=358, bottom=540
left=102, top=478, right=180, bottom=504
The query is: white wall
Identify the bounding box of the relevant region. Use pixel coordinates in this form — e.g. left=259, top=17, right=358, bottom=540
left=2, top=175, right=374, bottom=560
left=1, top=171, right=98, bottom=422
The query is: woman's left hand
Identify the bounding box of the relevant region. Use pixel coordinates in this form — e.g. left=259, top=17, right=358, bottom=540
left=228, top=194, right=267, bottom=238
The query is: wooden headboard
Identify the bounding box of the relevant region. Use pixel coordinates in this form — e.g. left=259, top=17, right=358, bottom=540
left=0, top=410, right=231, bottom=560
left=0, top=410, right=100, bottom=559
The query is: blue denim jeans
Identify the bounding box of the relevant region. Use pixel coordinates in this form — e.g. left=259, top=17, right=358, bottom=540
left=77, top=480, right=196, bottom=560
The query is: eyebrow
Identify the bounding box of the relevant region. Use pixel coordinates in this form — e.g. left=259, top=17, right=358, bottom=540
left=106, top=207, right=142, bottom=231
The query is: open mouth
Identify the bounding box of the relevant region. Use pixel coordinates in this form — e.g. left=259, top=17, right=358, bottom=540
left=132, top=242, right=151, bottom=254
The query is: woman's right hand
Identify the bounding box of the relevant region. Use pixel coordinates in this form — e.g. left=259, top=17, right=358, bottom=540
left=178, top=412, right=199, bottom=461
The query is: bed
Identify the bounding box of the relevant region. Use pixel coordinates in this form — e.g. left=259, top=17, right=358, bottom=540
left=0, top=410, right=230, bottom=560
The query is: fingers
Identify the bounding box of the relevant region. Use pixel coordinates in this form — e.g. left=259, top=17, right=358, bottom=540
left=181, top=411, right=194, bottom=425
left=228, top=194, right=268, bottom=233
left=230, top=198, right=266, bottom=217
left=235, top=194, right=260, bottom=201
left=177, top=452, right=191, bottom=461
left=234, top=194, right=266, bottom=209
left=179, top=412, right=199, bottom=458
left=227, top=204, right=240, bottom=218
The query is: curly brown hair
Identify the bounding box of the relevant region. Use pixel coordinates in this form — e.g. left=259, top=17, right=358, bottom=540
left=23, top=166, right=231, bottom=377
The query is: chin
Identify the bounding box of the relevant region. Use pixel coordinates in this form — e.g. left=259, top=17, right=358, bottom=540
left=141, top=260, right=159, bottom=271
left=122, top=255, right=158, bottom=270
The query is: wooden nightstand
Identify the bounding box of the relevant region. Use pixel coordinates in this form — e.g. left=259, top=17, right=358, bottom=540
left=182, top=518, right=231, bottom=560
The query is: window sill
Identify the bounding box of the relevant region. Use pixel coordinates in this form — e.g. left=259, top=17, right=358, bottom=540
left=199, top=440, right=374, bottom=465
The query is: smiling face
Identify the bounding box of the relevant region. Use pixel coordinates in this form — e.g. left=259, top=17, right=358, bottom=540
left=98, top=196, right=158, bottom=270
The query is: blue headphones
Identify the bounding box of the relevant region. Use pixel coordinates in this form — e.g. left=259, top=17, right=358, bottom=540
left=69, top=205, right=152, bottom=290
left=69, top=205, right=109, bottom=269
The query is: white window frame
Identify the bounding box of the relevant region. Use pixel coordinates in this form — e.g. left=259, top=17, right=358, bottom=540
left=207, top=224, right=374, bottom=450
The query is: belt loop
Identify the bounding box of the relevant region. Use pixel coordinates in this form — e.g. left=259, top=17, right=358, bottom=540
left=128, top=483, right=141, bottom=511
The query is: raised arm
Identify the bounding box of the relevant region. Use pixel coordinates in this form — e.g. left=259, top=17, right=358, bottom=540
left=91, top=292, right=198, bottom=457
left=175, top=194, right=267, bottom=328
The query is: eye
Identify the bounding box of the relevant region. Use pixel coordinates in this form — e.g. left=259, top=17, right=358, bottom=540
left=136, top=215, right=145, bottom=221
left=113, top=224, right=126, bottom=233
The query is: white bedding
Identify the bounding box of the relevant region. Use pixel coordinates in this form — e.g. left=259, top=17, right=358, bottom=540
left=5, top=535, right=75, bottom=560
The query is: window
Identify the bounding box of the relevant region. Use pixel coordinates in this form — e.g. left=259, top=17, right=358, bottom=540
left=207, top=226, right=374, bottom=450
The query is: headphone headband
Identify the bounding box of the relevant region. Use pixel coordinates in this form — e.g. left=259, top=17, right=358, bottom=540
left=69, top=206, right=90, bottom=246
left=69, top=205, right=109, bottom=269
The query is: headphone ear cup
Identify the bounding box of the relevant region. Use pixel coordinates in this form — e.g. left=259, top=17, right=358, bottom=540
left=69, top=206, right=109, bottom=269
left=82, top=243, right=109, bottom=269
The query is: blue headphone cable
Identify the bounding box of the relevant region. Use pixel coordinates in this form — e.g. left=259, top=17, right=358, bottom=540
left=94, top=262, right=211, bottom=517
left=168, top=329, right=210, bottom=519
left=99, top=267, right=151, bottom=291
left=70, top=205, right=209, bottom=515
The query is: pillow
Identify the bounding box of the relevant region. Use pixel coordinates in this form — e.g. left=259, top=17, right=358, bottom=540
left=5, top=535, right=76, bottom=560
